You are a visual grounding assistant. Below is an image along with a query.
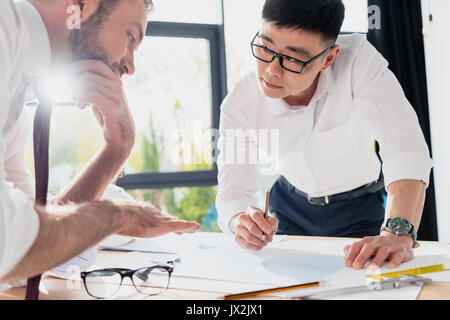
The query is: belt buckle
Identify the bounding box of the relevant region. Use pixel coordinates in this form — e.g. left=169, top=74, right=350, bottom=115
left=307, top=195, right=330, bottom=206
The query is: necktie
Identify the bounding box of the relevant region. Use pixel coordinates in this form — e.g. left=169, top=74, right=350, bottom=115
left=25, top=83, right=53, bottom=300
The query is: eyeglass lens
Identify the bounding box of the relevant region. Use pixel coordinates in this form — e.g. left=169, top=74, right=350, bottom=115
left=84, top=270, right=123, bottom=299
left=132, top=267, right=170, bottom=295
left=252, top=44, right=304, bottom=73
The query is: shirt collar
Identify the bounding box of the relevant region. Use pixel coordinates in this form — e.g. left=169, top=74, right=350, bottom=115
left=16, top=1, right=52, bottom=78
left=314, top=63, right=337, bottom=97
left=265, top=64, right=337, bottom=117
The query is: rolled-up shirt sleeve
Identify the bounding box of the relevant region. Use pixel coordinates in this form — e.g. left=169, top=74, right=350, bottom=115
left=216, top=86, right=260, bottom=236
left=0, top=184, right=40, bottom=280
left=0, top=0, right=40, bottom=281
left=353, top=39, right=433, bottom=189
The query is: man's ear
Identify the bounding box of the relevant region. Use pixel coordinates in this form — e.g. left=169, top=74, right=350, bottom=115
left=71, top=0, right=99, bottom=22
left=321, top=45, right=340, bottom=71
left=71, top=0, right=85, bottom=15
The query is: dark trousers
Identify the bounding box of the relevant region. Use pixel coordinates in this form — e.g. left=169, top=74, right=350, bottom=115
left=269, top=177, right=385, bottom=238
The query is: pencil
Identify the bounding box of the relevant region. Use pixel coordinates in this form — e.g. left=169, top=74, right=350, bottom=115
left=262, top=189, right=270, bottom=241
left=221, top=281, right=320, bottom=300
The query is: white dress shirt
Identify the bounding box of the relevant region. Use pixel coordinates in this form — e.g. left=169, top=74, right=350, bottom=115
left=216, top=33, right=433, bottom=235
left=0, top=0, right=52, bottom=280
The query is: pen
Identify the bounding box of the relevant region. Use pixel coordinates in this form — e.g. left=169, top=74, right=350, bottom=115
left=262, top=189, right=270, bottom=241
left=221, top=281, right=320, bottom=300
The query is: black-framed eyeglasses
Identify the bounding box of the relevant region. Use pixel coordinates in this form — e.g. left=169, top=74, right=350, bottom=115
left=251, top=33, right=331, bottom=74
left=80, top=261, right=175, bottom=299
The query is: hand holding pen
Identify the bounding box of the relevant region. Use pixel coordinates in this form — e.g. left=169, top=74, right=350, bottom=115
left=229, top=189, right=278, bottom=251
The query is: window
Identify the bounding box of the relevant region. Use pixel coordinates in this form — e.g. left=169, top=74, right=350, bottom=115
left=123, top=36, right=213, bottom=175
left=25, top=106, right=104, bottom=195
left=149, top=0, right=222, bottom=25
left=117, top=19, right=227, bottom=190
left=117, top=20, right=226, bottom=231
left=128, top=186, right=219, bottom=232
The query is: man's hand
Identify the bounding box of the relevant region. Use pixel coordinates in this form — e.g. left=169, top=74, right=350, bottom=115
left=72, top=60, right=135, bottom=154
left=114, top=199, right=200, bottom=238
left=343, top=231, right=414, bottom=270
left=1, top=200, right=200, bottom=282
left=230, top=206, right=278, bottom=251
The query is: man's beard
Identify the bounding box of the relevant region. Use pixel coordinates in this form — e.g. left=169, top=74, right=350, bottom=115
left=68, top=9, right=123, bottom=76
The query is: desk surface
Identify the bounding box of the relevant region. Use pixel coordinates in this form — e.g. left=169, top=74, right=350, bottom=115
left=1, top=234, right=449, bottom=300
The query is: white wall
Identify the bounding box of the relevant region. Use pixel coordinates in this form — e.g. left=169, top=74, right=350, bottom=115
left=421, top=0, right=450, bottom=242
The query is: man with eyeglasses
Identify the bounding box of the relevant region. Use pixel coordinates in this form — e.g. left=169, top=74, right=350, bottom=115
left=216, top=0, right=432, bottom=271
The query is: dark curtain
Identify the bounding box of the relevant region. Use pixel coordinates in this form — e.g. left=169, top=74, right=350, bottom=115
left=367, top=0, right=438, bottom=240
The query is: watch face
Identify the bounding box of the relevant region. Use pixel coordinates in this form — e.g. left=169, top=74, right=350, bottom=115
left=388, top=217, right=411, bottom=234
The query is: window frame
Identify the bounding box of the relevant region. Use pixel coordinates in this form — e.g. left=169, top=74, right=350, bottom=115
left=116, top=20, right=228, bottom=190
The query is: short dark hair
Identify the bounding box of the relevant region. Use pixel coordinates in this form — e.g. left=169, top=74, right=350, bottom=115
left=85, top=0, right=153, bottom=30
left=262, top=0, right=345, bottom=45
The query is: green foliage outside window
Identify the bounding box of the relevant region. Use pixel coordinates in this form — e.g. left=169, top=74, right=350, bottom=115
left=127, top=100, right=220, bottom=232
left=26, top=100, right=220, bottom=232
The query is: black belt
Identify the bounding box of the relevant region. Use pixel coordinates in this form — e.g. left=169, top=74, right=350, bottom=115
left=279, top=176, right=385, bottom=206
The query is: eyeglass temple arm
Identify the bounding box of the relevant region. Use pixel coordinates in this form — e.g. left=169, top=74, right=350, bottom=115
left=134, top=259, right=179, bottom=282
left=305, top=47, right=333, bottom=66
left=82, top=268, right=131, bottom=277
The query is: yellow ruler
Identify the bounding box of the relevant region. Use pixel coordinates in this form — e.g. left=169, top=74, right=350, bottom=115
left=366, top=263, right=450, bottom=280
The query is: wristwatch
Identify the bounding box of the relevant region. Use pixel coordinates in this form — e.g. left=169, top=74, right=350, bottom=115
left=380, top=217, right=420, bottom=248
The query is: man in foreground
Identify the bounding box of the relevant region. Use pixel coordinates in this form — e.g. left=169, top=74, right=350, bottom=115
left=0, top=0, right=199, bottom=284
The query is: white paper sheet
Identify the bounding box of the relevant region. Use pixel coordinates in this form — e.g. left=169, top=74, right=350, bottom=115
left=172, top=247, right=345, bottom=286
left=98, top=234, right=343, bottom=287
left=94, top=235, right=449, bottom=298
left=270, top=238, right=353, bottom=256
left=276, top=254, right=450, bottom=300
left=428, top=270, right=450, bottom=282
left=99, top=233, right=287, bottom=254
left=270, top=238, right=450, bottom=258
left=47, top=246, right=98, bottom=279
